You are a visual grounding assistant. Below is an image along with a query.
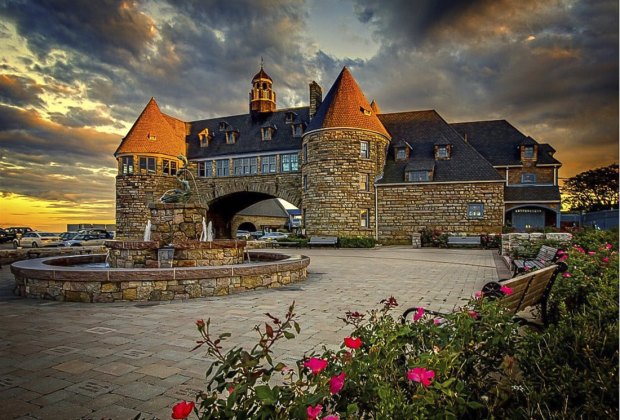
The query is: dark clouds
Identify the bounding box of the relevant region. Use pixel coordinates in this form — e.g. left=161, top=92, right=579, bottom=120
left=0, top=0, right=617, bottom=214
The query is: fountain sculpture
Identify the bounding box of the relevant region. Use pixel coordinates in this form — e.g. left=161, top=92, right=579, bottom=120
left=11, top=155, right=309, bottom=302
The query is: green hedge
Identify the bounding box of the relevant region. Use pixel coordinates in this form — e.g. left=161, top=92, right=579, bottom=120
left=338, top=236, right=376, bottom=248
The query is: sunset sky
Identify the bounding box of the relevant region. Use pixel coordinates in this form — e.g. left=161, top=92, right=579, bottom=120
left=0, top=0, right=617, bottom=232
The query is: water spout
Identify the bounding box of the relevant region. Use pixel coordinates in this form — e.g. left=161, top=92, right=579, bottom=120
left=143, top=219, right=152, bottom=242
left=199, top=217, right=207, bottom=242
left=207, top=221, right=214, bottom=242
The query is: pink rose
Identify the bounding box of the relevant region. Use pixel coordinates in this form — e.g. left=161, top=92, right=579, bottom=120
left=304, top=357, right=328, bottom=374
left=329, top=372, right=346, bottom=394
left=343, top=336, right=362, bottom=349
left=407, top=367, right=435, bottom=387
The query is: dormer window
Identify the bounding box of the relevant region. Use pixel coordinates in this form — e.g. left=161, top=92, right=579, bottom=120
left=406, top=170, right=431, bottom=182
left=225, top=130, right=238, bottom=144
left=218, top=121, right=228, bottom=132
left=261, top=124, right=276, bottom=141
left=523, top=146, right=534, bottom=159
left=198, top=128, right=210, bottom=147
left=434, top=144, right=451, bottom=160
left=360, top=106, right=372, bottom=116
left=292, top=124, right=304, bottom=138
left=395, top=148, right=408, bottom=161
left=285, top=111, right=297, bottom=123
left=147, top=133, right=156, bottom=141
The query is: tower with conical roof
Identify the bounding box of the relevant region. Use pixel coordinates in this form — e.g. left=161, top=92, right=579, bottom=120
left=114, top=97, right=188, bottom=239
left=249, top=64, right=276, bottom=115
left=301, top=67, right=391, bottom=237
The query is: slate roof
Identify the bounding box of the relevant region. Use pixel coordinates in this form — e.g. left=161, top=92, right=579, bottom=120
left=307, top=67, right=390, bottom=137
left=504, top=186, right=561, bottom=202
left=450, top=120, right=561, bottom=166
left=377, top=111, right=503, bottom=183
left=252, top=67, right=272, bottom=81
left=186, top=107, right=309, bottom=159
left=115, top=98, right=186, bottom=158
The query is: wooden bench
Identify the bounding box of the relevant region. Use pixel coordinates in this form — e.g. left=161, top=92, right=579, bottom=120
left=447, top=236, right=481, bottom=247
left=308, top=236, right=338, bottom=248
left=403, top=263, right=567, bottom=326
left=512, top=245, right=558, bottom=276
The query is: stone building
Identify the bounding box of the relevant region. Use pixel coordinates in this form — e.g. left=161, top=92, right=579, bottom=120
left=114, top=66, right=562, bottom=242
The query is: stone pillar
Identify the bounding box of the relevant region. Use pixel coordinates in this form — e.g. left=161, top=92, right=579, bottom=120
left=148, top=202, right=208, bottom=244
left=411, top=233, right=421, bottom=249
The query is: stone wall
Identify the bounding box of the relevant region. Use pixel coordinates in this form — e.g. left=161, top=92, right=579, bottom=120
left=12, top=253, right=309, bottom=302
left=507, top=166, right=555, bottom=185
left=231, top=215, right=288, bottom=233
left=377, top=182, right=504, bottom=243
left=500, top=232, right=573, bottom=256
left=302, top=129, right=390, bottom=237
left=148, top=202, right=208, bottom=243
left=115, top=175, right=177, bottom=240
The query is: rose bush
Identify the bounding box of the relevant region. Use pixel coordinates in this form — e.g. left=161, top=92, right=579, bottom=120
left=169, top=230, right=617, bottom=419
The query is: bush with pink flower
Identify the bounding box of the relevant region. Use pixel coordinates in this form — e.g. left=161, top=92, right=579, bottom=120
left=164, top=231, right=617, bottom=419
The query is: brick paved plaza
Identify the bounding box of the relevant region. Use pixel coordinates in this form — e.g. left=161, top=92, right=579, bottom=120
left=0, top=247, right=504, bottom=419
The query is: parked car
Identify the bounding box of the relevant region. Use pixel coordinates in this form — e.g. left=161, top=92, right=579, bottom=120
left=0, top=228, right=9, bottom=243
left=250, top=230, right=264, bottom=239
left=63, top=231, right=114, bottom=247
left=258, top=232, right=289, bottom=242
left=59, top=232, right=79, bottom=241
left=235, top=230, right=251, bottom=240
left=5, top=227, right=33, bottom=241
left=13, top=231, right=63, bottom=248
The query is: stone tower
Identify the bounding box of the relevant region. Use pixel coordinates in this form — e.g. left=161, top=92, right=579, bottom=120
left=249, top=65, right=276, bottom=115
left=302, top=67, right=391, bottom=238
left=114, top=97, right=187, bottom=239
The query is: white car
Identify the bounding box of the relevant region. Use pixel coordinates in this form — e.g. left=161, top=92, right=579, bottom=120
left=13, top=232, right=62, bottom=248
left=258, top=232, right=289, bottom=241
left=63, top=232, right=113, bottom=247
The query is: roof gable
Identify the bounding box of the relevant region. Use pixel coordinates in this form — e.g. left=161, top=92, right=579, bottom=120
left=115, top=97, right=186, bottom=158
left=307, top=67, right=389, bottom=137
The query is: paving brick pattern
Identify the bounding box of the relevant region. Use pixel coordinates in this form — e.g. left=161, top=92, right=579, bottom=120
left=0, top=247, right=500, bottom=419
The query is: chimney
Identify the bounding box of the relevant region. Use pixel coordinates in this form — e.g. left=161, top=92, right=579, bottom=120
left=309, top=81, right=322, bottom=120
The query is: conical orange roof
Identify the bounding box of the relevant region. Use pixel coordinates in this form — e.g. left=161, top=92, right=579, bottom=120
left=115, top=97, right=186, bottom=157
left=307, top=67, right=389, bottom=137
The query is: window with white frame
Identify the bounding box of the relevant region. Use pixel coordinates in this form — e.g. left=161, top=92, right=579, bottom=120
left=359, top=173, right=370, bottom=191
left=407, top=170, right=430, bottom=182
left=233, top=157, right=257, bottom=175
left=121, top=156, right=134, bottom=175
left=163, top=159, right=177, bottom=176
left=396, top=148, right=407, bottom=160
left=523, top=146, right=534, bottom=159
left=281, top=153, right=299, bottom=172
left=216, top=159, right=229, bottom=177
left=360, top=141, right=369, bottom=158
left=467, top=203, right=484, bottom=218
left=360, top=209, right=370, bottom=228
left=261, top=155, right=277, bottom=173
left=139, top=156, right=156, bottom=174
left=198, top=161, right=212, bottom=177
left=436, top=146, right=448, bottom=158
left=521, top=173, right=537, bottom=183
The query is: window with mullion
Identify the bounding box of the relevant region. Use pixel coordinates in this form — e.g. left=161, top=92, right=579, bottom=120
left=261, top=155, right=277, bottom=173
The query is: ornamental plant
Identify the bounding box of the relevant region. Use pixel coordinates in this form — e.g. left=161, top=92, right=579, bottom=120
left=169, top=230, right=617, bottom=419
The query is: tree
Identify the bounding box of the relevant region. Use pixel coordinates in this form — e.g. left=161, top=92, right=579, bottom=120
left=562, top=163, right=618, bottom=212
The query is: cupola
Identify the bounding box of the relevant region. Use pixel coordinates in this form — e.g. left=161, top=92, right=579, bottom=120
left=249, top=63, right=276, bottom=115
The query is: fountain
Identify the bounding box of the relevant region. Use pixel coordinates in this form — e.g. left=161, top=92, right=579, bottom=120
left=10, top=156, right=309, bottom=302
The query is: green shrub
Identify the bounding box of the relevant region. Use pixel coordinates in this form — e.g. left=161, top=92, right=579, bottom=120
left=419, top=228, right=449, bottom=248
left=168, top=230, right=618, bottom=419
left=338, top=236, right=376, bottom=248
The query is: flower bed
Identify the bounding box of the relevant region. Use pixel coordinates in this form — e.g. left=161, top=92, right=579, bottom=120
left=170, top=230, right=618, bottom=419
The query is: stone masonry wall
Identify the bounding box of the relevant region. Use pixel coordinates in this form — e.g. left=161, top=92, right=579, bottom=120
left=507, top=166, right=555, bottom=185
left=302, top=129, right=390, bottom=237
left=116, top=175, right=177, bottom=240
left=377, top=182, right=504, bottom=243
left=148, top=202, right=208, bottom=244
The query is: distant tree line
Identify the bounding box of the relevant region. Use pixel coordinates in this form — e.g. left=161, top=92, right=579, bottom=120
left=562, top=163, right=618, bottom=212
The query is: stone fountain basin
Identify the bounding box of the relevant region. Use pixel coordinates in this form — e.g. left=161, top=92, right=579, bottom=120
left=10, top=251, right=309, bottom=303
